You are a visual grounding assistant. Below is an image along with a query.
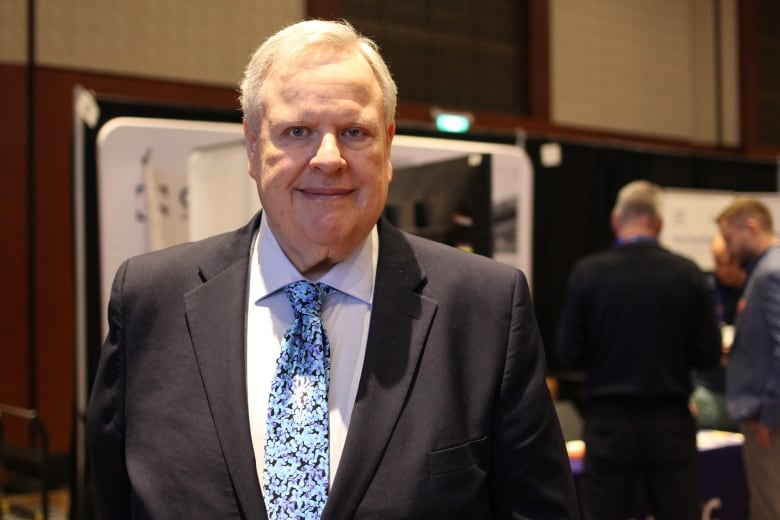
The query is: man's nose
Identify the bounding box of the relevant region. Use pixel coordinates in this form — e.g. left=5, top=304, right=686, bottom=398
left=310, top=134, right=345, bottom=173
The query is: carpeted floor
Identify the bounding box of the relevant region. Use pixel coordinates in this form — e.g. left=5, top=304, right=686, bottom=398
left=2, top=488, right=69, bottom=519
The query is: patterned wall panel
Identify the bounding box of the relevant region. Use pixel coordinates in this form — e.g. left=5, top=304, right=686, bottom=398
left=343, top=0, right=530, bottom=117
left=32, top=0, right=303, bottom=86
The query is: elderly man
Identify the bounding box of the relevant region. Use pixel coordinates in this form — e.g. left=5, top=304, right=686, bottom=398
left=87, top=19, right=578, bottom=519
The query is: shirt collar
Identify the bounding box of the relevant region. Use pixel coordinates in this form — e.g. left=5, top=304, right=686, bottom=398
left=250, top=214, right=377, bottom=305
left=612, top=235, right=658, bottom=247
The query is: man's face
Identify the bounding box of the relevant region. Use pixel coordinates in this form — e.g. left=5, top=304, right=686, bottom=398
left=719, top=220, right=755, bottom=267
left=712, top=245, right=745, bottom=288
left=245, top=49, right=395, bottom=274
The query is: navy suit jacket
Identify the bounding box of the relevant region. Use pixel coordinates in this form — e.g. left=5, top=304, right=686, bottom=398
left=87, top=213, right=578, bottom=519
left=727, top=245, right=780, bottom=427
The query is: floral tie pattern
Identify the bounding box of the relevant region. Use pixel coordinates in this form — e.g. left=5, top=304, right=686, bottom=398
left=264, top=281, right=334, bottom=519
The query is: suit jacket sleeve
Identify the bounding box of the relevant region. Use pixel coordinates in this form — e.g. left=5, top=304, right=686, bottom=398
left=87, top=260, right=132, bottom=519
left=85, top=219, right=266, bottom=520
left=758, top=270, right=780, bottom=427
left=492, top=271, right=579, bottom=518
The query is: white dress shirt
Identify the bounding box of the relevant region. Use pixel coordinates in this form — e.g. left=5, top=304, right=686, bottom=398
left=246, top=215, right=377, bottom=491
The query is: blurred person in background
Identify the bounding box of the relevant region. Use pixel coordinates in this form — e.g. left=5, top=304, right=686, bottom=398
left=690, top=233, right=744, bottom=432
left=557, top=179, right=721, bottom=520
left=717, top=197, right=780, bottom=520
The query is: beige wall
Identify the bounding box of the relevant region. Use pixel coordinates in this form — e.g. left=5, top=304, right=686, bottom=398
left=717, top=0, right=739, bottom=146
left=550, top=0, right=739, bottom=146
left=1, top=0, right=304, bottom=86
left=0, top=0, right=27, bottom=64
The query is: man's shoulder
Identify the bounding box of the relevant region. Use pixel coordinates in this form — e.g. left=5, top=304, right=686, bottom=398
left=403, top=230, right=517, bottom=272
left=747, top=248, right=780, bottom=288
left=660, top=246, right=706, bottom=272
left=386, top=229, right=524, bottom=293
left=119, top=220, right=256, bottom=284
left=129, top=228, right=244, bottom=266
left=759, top=245, right=780, bottom=270
left=571, top=243, right=702, bottom=277
left=570, top=247, right=621, bottom=271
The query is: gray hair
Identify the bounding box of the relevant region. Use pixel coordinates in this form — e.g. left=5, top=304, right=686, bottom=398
left=239, top=19, right=398, bottom=132
left=612, top=180, right=663, bottom=221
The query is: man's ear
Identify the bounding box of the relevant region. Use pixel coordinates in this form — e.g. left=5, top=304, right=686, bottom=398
left=244, top=119, right=258, bottom=159
left=386, top=121, right=396, bottom=183
left=244, top=119, right=261, bottom=180
left=610, top=212, right=620, bottom=235
left=654, top=216, right=663, bottom=235
left=745, top=217, right=760, bottom=237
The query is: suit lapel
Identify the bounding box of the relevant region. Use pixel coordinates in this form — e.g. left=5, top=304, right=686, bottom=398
left=185, top=214, right=268, bottom=519
left=324, top=221, right=437, bottom=519
left=183, top=215, right=434, bottom=519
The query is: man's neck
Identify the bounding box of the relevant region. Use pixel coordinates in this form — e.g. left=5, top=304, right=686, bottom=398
left=754, top=235, right=780, bottom=258
left=616, top=225, right=657, bottom=241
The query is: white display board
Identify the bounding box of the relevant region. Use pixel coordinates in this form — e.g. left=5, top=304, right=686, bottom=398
left=96, top=116, right=245, bottom=329
left=659, top=189, right=737, bottom=270
left=188, top=140, right=261, bottom=241
left=660, top=187, right=780, bottom=270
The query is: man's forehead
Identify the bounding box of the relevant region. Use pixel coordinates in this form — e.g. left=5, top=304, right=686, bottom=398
left=272, top=47, right=367, bottom=77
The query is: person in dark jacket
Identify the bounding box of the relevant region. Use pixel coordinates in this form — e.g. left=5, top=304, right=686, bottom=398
left=557, top=179, right=721, bottom=520
left=87, top=19, right=579, bottom=520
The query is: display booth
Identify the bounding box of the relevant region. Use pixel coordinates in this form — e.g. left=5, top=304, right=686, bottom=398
left=72, top=88, right=779, bottom=519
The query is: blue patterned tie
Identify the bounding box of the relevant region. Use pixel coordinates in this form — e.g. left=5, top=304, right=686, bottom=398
left=264, top=281, right=334, bottom=519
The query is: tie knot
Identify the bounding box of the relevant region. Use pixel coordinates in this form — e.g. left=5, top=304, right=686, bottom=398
left=284, top=280, right=333, bottom=316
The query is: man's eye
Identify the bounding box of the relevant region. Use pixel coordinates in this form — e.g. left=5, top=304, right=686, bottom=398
left=344, top=128, right=368, bottom=138
left=287, top=127, right=308, bottom=137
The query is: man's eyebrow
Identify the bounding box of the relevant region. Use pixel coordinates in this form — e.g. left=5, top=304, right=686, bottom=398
left=266, top=118, right=306, bottom=126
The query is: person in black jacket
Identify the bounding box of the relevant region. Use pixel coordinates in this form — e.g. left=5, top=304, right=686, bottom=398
left=556, top=180, right=721, bottom=520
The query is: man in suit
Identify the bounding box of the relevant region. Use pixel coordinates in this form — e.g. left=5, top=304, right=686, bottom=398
left=556, top=180, right=721, bottom=520
left=717, top=198, right=780, bottom=519
left=87, top=19, right=578, bottom=519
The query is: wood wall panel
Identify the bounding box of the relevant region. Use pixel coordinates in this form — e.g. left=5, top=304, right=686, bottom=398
left=0, top=64, right=31, bottom=445
left=755, top=0, right=780, bottom=148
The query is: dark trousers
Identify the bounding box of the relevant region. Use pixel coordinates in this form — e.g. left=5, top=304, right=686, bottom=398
left=580, top=401, right=699, bottom=520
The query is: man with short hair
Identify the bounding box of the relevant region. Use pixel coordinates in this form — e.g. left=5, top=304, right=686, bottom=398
left=87, top=19, right=578, bottom=519
left=717, top=197, right=780, bottom=519
left=557, top=180, right=721, bottom=520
